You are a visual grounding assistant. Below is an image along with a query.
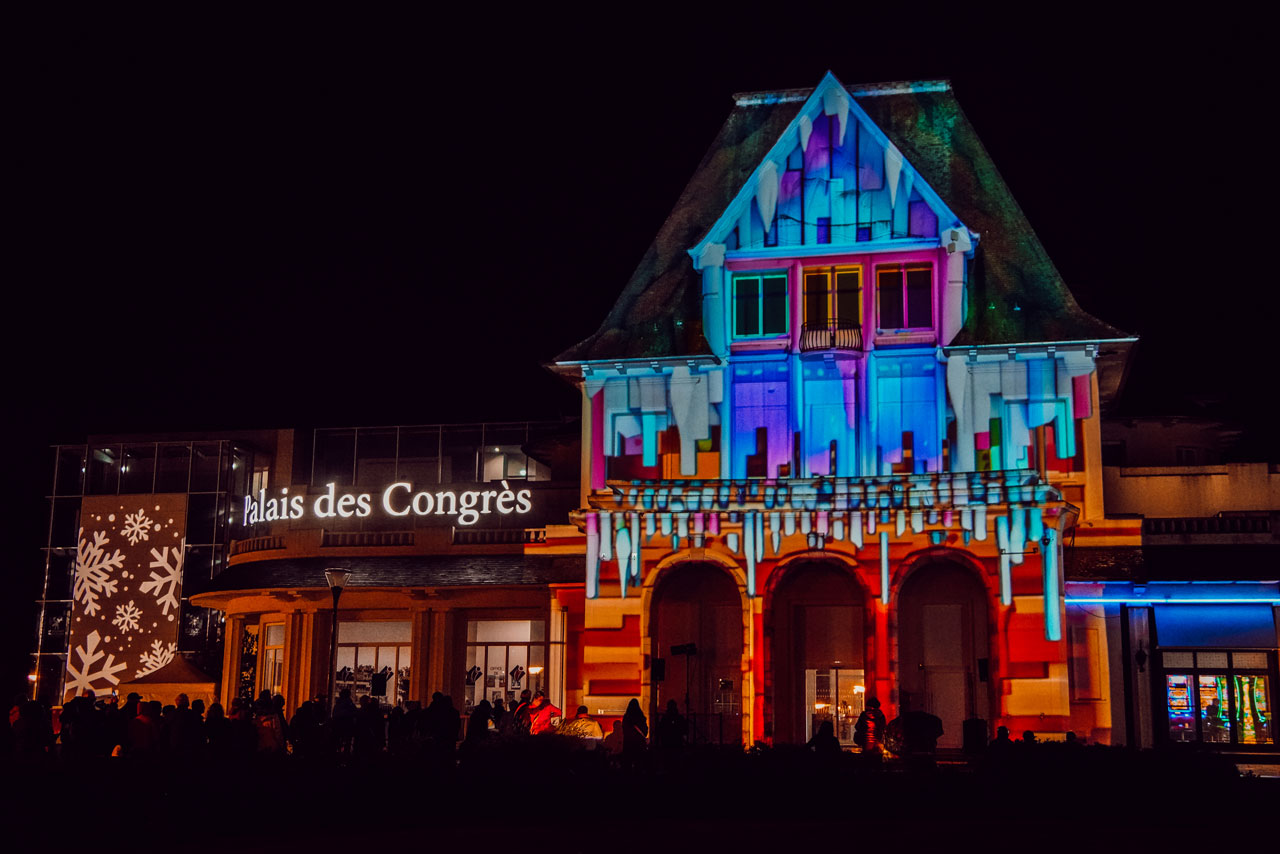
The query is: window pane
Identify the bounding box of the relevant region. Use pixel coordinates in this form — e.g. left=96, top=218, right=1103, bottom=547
left=877, top=268, right=903, bottom=329
left=1198, top=675, right=1232, bottom=743
left=1234, top=675, right=1272, bottom=745
left=762, top=276, right=787, bottom=334
left=264, top=624, right=285, bottom=646
left=735, top=278, right=760, bottom=336
left=1233, top=652, right=1269, bottom=670
left=905, top=266, right=933, bottom=328
left=87, top=445, right=121, bottom=495
left=355, top=428, right=398, bottom=488
left=187, top=493, right=217, bottom=545
left=45, top=553, right=74, bottom=600
left=51, top=498, right=81, bottom=548
left=441, top=425, right=482, bottom=483
left=55, top=447, right=86, bottom=496
left=156, top=444, right=191, bottom=493
left=834, top=270, right=860, bottom=324
left=338, top=622, right=412, bottom=644
left=313, top=430, right=355, bottom=487
left=804, top=272, right=828, bottom=325
left=190, top=442, right=222, bottom=492
left=398, top=426, right=440, bottom=487
left=1166, top=674, right=1194, bottom=742
left=120, top=444, right=156, bottom=494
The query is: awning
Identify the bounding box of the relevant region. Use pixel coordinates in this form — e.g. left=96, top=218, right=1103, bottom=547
left=1155, top=605, right=1278, bottom=648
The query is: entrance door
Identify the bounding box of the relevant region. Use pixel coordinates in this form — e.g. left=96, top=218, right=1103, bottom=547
left=898, top=561, right=991, bottom=749
left=769, top=561, right=866, bottom=745
left=652, top=564, right=743, bottom=745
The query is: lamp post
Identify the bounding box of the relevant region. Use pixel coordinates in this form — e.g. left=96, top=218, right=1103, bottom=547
left=325, top=568, right=351, bottom=717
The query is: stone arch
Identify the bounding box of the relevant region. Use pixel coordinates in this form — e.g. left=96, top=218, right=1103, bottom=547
left=643, top=557, right=749, bottom=746
left=762, top=553, right=872, bottom=746
left=894, top=552, right=996, bottom=749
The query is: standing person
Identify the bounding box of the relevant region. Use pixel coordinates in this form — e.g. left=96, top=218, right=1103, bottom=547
left=655, top=700, right=688, bottom=751
left=621, top=698, right=648, bottom=769
left=853, top=697, right=887, bottom=754
left=332, top=689, right=357, bottom=755
left=527, top=689, right=561, bottom=735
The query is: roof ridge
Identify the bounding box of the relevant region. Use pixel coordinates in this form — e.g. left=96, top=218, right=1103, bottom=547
left=733, top=79, right=951, bottom=106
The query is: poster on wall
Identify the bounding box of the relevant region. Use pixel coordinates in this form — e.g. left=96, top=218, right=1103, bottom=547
left=62, top=494, right=188, bottom=702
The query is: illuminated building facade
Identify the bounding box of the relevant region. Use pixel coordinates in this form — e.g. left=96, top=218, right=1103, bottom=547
left=553, top=73, right=1274, bottom=751
left=31, top=74, right=1275, bottom=754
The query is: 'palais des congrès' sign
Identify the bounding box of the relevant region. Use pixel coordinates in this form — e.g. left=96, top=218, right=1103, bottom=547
left=243, top=481, right=535, bottom=526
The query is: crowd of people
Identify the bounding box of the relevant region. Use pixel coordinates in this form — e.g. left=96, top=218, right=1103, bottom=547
left=8, top=686, right=1092, bottom=769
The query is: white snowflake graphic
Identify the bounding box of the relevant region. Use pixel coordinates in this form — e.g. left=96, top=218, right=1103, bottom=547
left=141, top=538, right=184, bottom=616
left=74, top=528, right=124, bottom=617
left=112, top=599, right=142, bottom=633
left=135, top=639, right=176, bottom=678
left=121, top=509, right=154, bottom=545
left=64, top=629, right=127, bottom=700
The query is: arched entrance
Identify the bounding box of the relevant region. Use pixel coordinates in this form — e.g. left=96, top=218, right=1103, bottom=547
left=651, top=563, right=743, bottom=745
left=897, top=559, right=993, bottom=748
left=768, top=560, right=868, bottom=746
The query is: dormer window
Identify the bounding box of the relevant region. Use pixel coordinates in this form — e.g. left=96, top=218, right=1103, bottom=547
left=876, top=263, right=933, bottom=330
left=733, top=273, right=788, bottom=337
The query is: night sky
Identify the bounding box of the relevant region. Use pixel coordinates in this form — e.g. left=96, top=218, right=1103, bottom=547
left=7, top=12, right=1274, bottom=697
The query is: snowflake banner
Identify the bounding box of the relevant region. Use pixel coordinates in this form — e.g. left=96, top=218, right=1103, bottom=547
left=63, top=494, right=188, bottom=702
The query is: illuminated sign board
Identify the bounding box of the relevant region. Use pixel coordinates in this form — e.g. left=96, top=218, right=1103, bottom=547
left=243, top=481, right=534, bottom=527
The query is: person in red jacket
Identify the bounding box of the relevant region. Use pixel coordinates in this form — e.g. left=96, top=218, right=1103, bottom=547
left=526, top=689, right=561, bottom=735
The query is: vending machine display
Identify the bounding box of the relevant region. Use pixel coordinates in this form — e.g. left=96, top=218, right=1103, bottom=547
left=1166, top=674, right=1194, bottom=742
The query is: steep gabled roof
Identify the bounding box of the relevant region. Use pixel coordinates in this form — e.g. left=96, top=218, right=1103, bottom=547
left=556, top=76, right=1128, bottom=364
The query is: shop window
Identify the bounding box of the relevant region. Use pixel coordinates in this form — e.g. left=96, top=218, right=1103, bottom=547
left=1162, top=650, right=1273, bottom=746
left=464, top=620, right=547, bottom=716
left=876, top=264, right=933, bottom=330
left=334, top=621, right=412, bottom=708
left=732, top=273, right=788, bottom=338
left=239, top=625, right=259, bottom=700
left=260, top=623, right=285, bottom=697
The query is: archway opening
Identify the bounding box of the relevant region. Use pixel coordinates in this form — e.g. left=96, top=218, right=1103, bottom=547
left=897, top=559, right=992, bottom=749
left=651, top=563, right=743, bottom=745
left=769, top=560, right=867, bottom=746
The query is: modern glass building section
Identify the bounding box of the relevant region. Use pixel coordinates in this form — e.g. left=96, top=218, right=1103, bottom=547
left=34, top=438, right=256, bottom=706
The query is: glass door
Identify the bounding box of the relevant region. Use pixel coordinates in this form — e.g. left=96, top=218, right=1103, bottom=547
left=804, top=668, right=865, bottom=746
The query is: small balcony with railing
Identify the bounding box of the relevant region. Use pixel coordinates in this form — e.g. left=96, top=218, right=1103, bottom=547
left=799, top=319, right=863, bottom=355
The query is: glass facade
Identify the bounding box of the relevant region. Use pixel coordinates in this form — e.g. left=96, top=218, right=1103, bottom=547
left=33, top=438, right=253, bottom=705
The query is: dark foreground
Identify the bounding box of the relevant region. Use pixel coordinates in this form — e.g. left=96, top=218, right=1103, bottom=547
left=4, top=741, right=1275, bottom=851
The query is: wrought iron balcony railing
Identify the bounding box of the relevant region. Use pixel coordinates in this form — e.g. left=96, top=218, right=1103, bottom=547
left=799, top=319, right=863, bottom=353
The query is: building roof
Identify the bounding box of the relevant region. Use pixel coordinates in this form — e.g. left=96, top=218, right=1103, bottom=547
left=556, top=77, right=1129, bottom=363
left=201, top=554, right=583, bottom=593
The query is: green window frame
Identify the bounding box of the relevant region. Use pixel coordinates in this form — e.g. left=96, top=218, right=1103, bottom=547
left=733, top=272, right=788, bottom=338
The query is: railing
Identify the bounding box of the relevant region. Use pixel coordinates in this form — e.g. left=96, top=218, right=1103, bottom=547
left=229, top=535, right=285, bottom=556
left=452, top=527, right=547, bottom=545
left=320, top=530, right=416, bottom=548
left=799, top=320, right=863, bottom=353
left=1144, top=516, right=1272, bottom=535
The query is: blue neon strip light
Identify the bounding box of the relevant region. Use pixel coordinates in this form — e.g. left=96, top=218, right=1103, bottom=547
left=1066, top=598, right=1280, bottom=605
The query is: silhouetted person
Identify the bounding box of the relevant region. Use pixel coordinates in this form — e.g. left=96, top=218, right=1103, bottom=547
left=12, top=700, right=54, bottom=758
left=491, top=698, right=506, bottom=728
left=462, top=699, right=492, bottom=759
left=1020, top=730, right=1038, bottom=745
left=622, top=698, right=648, bottom=769
left=893, top=699, right=943, bottom=769
left=807, top=720, right=842, bottom=758
left=854, top=697, right=886, bottom=754
left=332, top=689, right=357, bottom=755
left=354, top=695, right=385, bottom=756
left=603, top=719, right=625, bottom=762
left=169, top=693, right=203, bottom=756
left=989, top=725, right=1014, bottom=754
left=129, top=701, right=164, bottom=757
left=655, top=700, right=688, bottom=750
left=205, top=702, right=230, bottom=754
left=227, top=697, right=257, bottom=759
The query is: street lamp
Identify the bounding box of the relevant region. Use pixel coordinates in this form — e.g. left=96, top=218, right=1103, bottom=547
left=325, top=568, right=352, bottom=716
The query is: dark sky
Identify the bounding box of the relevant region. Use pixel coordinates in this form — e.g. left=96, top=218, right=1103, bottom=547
left=6, top=11, right=1274, bottom=696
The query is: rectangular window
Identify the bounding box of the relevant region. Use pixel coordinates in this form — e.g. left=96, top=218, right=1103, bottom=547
left=261, top=623, right=285, bottom=697
left=464, top=619, right=548, bottom=718
left=803, top=267, right=861, bottom=329
left=733, top=273, right=788, bottom=337
left=876, top=264, right=933, bottom=330
left=335, top=621, right=412, bottom=708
